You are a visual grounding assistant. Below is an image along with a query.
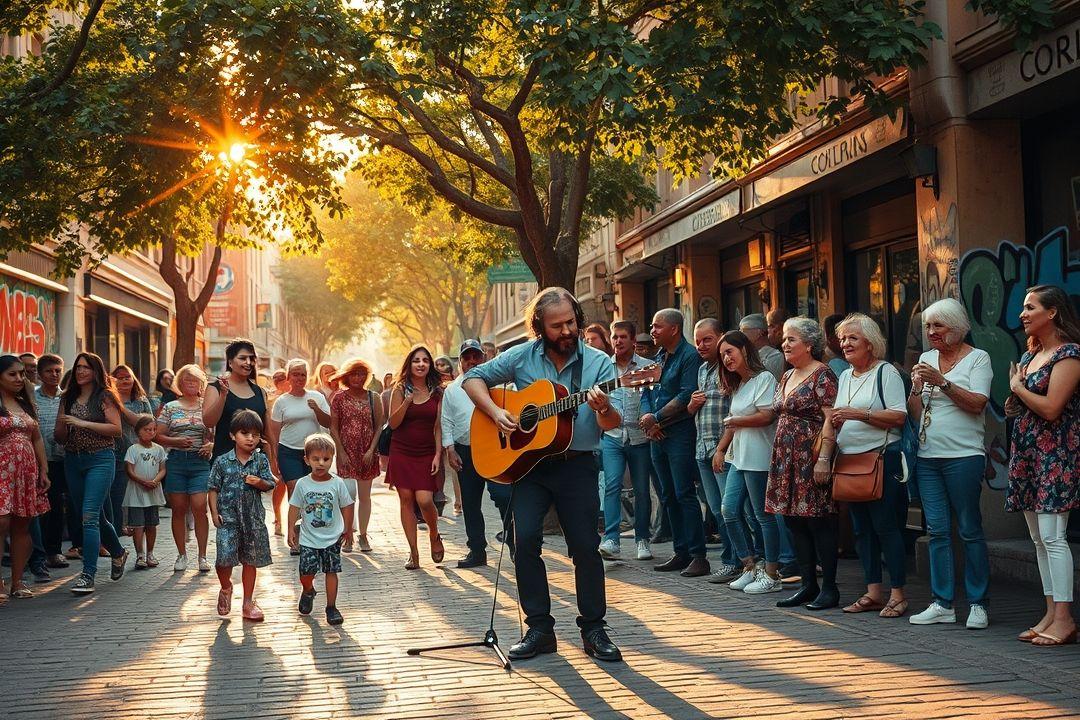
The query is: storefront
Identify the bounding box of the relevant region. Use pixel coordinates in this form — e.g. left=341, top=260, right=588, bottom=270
left=0, top=250, right=67, bottom=358
left=83, top=273, right=169, bottom=388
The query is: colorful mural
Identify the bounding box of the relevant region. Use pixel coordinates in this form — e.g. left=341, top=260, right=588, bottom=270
left=0, top=276, right=59, bottom=357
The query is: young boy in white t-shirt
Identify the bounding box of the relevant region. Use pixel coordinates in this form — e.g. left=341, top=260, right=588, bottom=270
left=288, top=434, right=354, bottom=625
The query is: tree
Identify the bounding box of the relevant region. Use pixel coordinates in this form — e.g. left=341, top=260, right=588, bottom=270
left=276, top=253, right=362, bottom=366
left=325, top=0, right=1043, bottom=289
left=0, top=0, right=358, bottom=364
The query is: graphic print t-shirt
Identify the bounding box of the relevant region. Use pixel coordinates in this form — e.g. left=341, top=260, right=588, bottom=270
left=288, top=474, right=352, bottom=549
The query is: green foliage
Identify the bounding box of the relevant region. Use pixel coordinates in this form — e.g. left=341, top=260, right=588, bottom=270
left=276, top=252, right=361, bottom=359
left=966, top=0, right=1055, bottom=49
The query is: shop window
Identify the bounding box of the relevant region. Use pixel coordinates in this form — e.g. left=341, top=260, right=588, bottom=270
left=848, top=240, right=920, bottom=370
left=783, top=263, right=817, bottom=320
left=643, top=277, right=673, bottom=321
left=723, top=281, right=765, bottom=330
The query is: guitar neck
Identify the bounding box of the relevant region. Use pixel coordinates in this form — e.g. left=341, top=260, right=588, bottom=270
left=537, top=378, right=620, bottom=421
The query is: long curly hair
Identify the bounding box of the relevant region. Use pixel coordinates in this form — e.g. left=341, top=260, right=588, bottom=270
left=61, top=352, right=119, bottom=413
left=394, top=345, right=442, bottom=394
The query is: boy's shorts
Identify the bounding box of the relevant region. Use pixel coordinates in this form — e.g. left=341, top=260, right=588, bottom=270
left=125, top=506, right=160, bottom=527
left=299, top=542, right=342, bottom=576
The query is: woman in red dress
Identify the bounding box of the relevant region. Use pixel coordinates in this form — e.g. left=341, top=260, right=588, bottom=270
left=330, top=358, right=383, bottom=553
left=0, top=355, right=51, bottom=602
left=387, top=345, right=444, bottom=569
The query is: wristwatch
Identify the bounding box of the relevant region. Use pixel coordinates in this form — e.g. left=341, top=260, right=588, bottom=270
left=941, top=380, right=953, bottom=392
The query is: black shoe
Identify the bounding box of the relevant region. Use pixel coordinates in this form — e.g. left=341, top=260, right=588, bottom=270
left=805, top=589, right=840, bottom=611
left=653, top=555, right=691, bottom=572
left=679, top=557, right=711, bottom=578
left=326, top=605, right=344, bottom=625
left=298, top=589, right=317, bottom=615
left=110, top=550, right=129, bottom=581
left=31, top=565, right=50, bottom=583
left=776, top=583, right=820, bottom=608
left=582, top=627, right=622, bottom=662
left=456, top=552, right=488, bottom=569
left=508, top=629, right=557, bottom=660
left=649, top=533, right=672, bottom=544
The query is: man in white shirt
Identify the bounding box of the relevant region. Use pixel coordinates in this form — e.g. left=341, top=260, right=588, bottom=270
left=740, top=314, right=784, bottom=381
left=442, top=339, right=512, bottom=568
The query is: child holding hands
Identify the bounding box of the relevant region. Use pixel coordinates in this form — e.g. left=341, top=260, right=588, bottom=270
left=123, top=415, right=167, bottom=569
left=289, top=434, right=353, bottom=625
left=208, top=410, right=276, bottom=621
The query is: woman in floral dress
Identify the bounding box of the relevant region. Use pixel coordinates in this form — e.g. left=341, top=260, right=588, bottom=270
left=0, top=355, right=51, bottom=601
left=765, top=317, right=839, bottom=611
left=330, top=358, right=383, bottom=553
left=1006, top=285, right=1080, bottom=646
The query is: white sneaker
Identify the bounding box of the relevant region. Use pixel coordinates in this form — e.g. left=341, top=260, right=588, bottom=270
left=909, top=602, right=956, bottom=625
left=598, top=539, right=620, bottom=559
left=744, top=572, right=783, bottom=594
left=966, top=605, right=989, bottom=629
left=198, top=556, right=211, bottom=572
left=635, top=540, right=653, bottom=560
left=729, top=568, right=757, bottom=591
left=174, top=554, right=187, bottom=572
left=708, top=563, right=741, bottom=584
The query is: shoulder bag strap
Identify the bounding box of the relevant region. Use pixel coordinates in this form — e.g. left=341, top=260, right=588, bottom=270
left=874, top=363, right=890, bottom=452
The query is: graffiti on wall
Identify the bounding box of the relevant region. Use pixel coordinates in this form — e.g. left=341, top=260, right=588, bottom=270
left=919, top=203, right=960, bottom=304
left=959, top=226, right=1080, bottom=416
left=0, top=277, right=59, bottom=356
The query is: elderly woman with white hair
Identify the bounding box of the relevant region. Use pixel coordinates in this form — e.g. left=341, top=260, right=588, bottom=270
left=820, top=313, right=909, bottom=617
left=269, top=359, right=332, bottom=554
left=907, top=298, right=993, bottom=629
left=766, top=316, right=841, bottom=610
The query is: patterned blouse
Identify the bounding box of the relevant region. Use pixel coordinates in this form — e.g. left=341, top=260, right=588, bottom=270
left=63, top=394, right=116, bottom=455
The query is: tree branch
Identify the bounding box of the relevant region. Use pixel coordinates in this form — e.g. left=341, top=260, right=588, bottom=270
left=20, top=0, right=106, bottom=106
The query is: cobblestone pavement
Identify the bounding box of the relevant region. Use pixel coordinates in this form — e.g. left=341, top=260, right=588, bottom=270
left=3, top=482, right=1080, bottom=719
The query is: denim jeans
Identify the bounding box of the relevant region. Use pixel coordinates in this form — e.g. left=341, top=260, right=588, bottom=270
left=600, top=436, right=653, bottom=543
left=164, top=450, right=212, bottom=495
left=733, top=466, right=781, bottom=564
left=916, top=455, right=989, bottom=607
left=651, top=426, right=707, bottom=559
left=776, top=514, right=796, bottom=565
left=696, top=459, right=758, bottom=566
left=65, top=449, right=124, bottom=578
left=849, top=449, right=907, bottom=587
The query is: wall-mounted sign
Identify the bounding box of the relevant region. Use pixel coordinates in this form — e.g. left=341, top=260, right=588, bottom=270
left=214, top=263, right=235, bottom=295
left=968, top=18, right=1080, bottom=114
left=487, top=257, right=536, bottom=284
left=255, top=302, right=272, bottom=328
left=641, top=188, right=741, bottom=261
left=0, top=275, right=58, bottom=356
left=749, top=109, right=907, bottom=210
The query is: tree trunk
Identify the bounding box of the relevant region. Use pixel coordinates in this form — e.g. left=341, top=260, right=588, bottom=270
left=172, top=298, right=199, bottom=368
left=516, top=225, right=578, bottom=290
left=159, top=234, right=223, bottom=369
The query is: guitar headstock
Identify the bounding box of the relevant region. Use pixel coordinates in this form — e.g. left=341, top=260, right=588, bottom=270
left=619, top=363, right=661, bottom=391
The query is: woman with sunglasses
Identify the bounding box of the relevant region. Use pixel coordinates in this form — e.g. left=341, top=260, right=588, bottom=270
left=907, top=298, right=993, bottom=630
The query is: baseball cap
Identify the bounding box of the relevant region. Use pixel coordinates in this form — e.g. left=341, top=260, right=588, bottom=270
left=459, top=339, right=484, bottom=355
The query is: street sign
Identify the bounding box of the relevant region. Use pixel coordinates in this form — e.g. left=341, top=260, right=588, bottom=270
left=487, top=257, right=535, bottom=284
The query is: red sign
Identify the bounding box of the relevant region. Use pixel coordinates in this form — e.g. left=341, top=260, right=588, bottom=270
left=0, top=277, right=58, bottom=356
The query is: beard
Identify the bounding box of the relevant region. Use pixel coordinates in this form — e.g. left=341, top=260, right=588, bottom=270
left=543, top=335, right=577, bottom=357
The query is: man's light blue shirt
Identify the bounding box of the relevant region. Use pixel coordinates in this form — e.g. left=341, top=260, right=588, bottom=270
left=464, top=338, right=622, bottom=452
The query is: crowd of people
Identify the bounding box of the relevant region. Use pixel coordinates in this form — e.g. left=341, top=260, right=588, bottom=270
left=0, top=284, right=1077, bottom=647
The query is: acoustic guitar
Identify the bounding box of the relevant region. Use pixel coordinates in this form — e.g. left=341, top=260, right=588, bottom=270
left=470, top=364, right=661, bottom=484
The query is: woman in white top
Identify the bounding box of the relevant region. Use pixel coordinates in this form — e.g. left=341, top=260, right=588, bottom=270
left=907, top=298, right=993, bottom=629
left=714, top=331, right=780, bottom=594
left=822, top=314, right=908, bottom=618
left=269, top=360, right=332, bottom=509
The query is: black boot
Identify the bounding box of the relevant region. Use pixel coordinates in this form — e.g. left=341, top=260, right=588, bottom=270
left=777, top=565, right=819, bottom=608
left=805, top=586, right=840, bottom=611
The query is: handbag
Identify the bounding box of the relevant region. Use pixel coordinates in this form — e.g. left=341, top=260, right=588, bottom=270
left=831, top=365, right=889, bottom=503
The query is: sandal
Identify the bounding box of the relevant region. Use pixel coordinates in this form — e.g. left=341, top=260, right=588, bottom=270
left=879, top=598, right=908, bottom=618
left=10, top=586, right=34, bottom=599
left=842, top=594, right=886, bottom=613
left=430, top=534, right=445, bottom=564
left=1032, top=629, right=1077, bottom=647
left=217, top=587, right=233, bottom=616
left=405, top=553, right=420, bottom=570
left=1018, top=628, right=1040, bottom=643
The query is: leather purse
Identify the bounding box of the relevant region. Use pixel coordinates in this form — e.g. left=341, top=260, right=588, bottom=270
left=831, top=447, right=885, bottom=502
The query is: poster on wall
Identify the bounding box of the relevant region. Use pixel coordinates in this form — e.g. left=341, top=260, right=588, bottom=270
left=255, top=303, right=272, bottom=328
left=0, top=275, right=59, bottom=356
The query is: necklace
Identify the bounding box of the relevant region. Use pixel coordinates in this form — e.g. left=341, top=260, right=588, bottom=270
left=846, top=366, right=875, bottom=405
left=938, top=346, right=968, bottom=375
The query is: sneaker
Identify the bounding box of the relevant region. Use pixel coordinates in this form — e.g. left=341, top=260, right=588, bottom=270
left=599, top=539, right=620, bottom=559
left=635, top=540, right=653, bottom=560
left=326, top=605, right=344, bottom=626
left=744, top=572, right=783, bottom=594
left=110, top=550, right=129, bottom=581
left=146, top=553, right=159, bottom=568
left=298, top=588, right=317, bottom=615
left=135, top=556, right=148, bottom=570
left=909, top=602, right=956, bottom=625
left=174, top=554, right=188, bottom=572
left=70, top=573, right=95, bottom=594
left=729, top=568, right=758, bottom=591
left=198, top=556, right=211, bottom=573
left=966, top=604, right=989, bottom=630
left=30, top=565, right=50, bottom=583
left=708, top=563, right=742, bottom=584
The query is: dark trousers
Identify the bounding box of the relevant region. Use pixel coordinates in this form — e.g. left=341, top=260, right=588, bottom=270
left=43, top=460, right=79, bottom=554
left=650, top=426, right=707, bottom=558
left=456, top=443, right=513, bottom=555
left=512, top=453, right=605, bottom=633
left=849, top=450, right=907, bottom=587
left=785, top=514, right=839, bottom=594
left=108, top=459, right=128, bottom=530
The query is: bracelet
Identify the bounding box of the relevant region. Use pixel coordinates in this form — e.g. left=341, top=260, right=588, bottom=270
left=866, top=409, right=872, bottom=421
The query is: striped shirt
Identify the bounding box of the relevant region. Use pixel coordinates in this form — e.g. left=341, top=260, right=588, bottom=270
left=694, top=361, right=730, bottom=460
left=34, top=386, right=64, bottom=461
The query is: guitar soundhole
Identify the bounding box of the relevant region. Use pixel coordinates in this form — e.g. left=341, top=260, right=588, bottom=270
left=517, top=404, right=539, bottom=433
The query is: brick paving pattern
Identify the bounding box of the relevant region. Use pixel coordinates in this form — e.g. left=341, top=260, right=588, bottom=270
left=3, top=483, right=1080, bottom=719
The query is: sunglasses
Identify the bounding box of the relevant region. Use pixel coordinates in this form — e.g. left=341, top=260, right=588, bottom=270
left=918, top=385, right=936, bottom=445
